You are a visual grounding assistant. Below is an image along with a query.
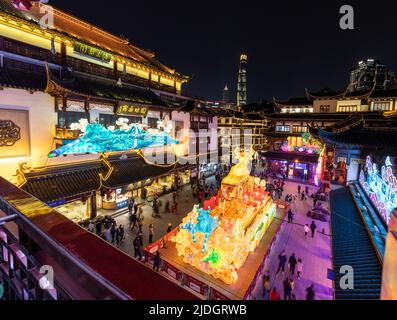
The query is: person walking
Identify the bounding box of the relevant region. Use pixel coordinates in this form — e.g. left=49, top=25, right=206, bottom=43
left=148, top=224, right=154, bottom=244
left=197, top=190, right=203, bottom=204
left=172, top=191, right=177, bottom=204
left=290, top=279, right=296, bottom=300
left=269, top=287, right=281, bottom=300
left=288, top=253, right=297, bottom=276
left=305, top=186, right=309, bottom=196
left=104, top=226, right=112, bottom=243
left=297, top=185, right=301, bottom=194
left=133, top=235, right=143, bottom=260
left=116, top=225, right=124, bottom=245
left=95, top=220, right=102, bottom=235
left=310, top=221, right=317, bottom=238
left=296, top=259, right=304, bottom=279
left=129, top=212, right=137, bottom=230
left=128, top=200, right=133, bottom=215
left=262, top=274, right=271, bottom=300
left=87, top=220, right=95, bottom=233
left=276, top=251, right=287, bottom=274
left=133, top=202, right=138, bottom=215
left=287, top=209, right=294, bottom=223
left=306, top=284, right=316, bottom=300
left=110, top=223, right=117, bottom=244
left=304, top=224, right=310, bottom=237
left=283, top=278, right=292, bottom=300
left=138, top=219, right=144, bottom=235
left=313, top=198, right=318, bottom=208
left=153, top=251, right=161, bottom=272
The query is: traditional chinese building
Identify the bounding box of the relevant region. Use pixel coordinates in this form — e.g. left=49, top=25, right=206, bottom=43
left=0, top=0, right=210, bottom=221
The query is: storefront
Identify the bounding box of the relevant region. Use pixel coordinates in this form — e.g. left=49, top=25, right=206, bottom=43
left=261, top=150, right=320, bottom=182
left=101, top=188, right=129, bottom=210
left=269, top=159, right=317, bottom=181
left=200, top=163, right=219, bottom=178
left=97, top=168, right=193, bottom=209
left=48, top=194, right=94, bottom=223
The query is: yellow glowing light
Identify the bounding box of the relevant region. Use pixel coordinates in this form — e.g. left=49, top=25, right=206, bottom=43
left=172, top=150, right=276, bottom=284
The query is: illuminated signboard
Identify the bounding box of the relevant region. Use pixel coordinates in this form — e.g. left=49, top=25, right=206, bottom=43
left=73, top=42, right=112, bottom=62
left=117, top=104, right=149, bottom=117
left=359, top=156, right=397, bottom=224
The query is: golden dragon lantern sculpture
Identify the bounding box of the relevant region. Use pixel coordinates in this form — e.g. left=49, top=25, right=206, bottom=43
left=172, top=148, right=276, bottom=284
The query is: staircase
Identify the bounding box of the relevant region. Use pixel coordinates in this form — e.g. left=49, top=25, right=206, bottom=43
left=330, top=187, right=382, bottom=300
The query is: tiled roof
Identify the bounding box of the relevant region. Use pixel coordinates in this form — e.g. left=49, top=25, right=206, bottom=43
left=0, top=1, right=187, bottom=80
left=317, top=127, right=397, bottom=148
left=306, top=87, right=346, bottom=98
left=0, top=67, right=47, bottom=91
left=22, top=153, right=188, bottom=202
left=370, top=89, right=397, bottom=98
left=50, top=70, right=168, bottom=106
left=103, top=154, right=178, bottom=189
left=274, top=97, right=312, bottom=106
left=22, top=162, right=103, bottom=203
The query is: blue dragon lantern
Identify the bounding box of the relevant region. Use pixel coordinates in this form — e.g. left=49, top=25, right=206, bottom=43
left=181, top=206, right=219, bottom=254
left=48, top=123, right=180, bottom=158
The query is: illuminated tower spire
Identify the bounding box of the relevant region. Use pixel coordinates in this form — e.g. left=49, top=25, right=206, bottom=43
left=223, top=84, right=229, bottom=103
left=237, top=54, right=248, bottom=106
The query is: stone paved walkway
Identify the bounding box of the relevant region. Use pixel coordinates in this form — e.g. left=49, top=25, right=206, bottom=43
left=251, top=180, right=334, bottom=300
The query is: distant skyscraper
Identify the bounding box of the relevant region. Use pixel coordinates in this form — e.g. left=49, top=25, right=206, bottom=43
left=237, top=54, right=248, bottom=106
left=349, top=59, right=395, bottom=92
left=223, top=84, right=230, bottom=103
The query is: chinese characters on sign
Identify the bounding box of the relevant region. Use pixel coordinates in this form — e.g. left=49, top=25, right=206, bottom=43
left=73, top=42, right=112, bottom=63
left=117, top=104, right=149, bottom=117
left=359, top=156, right=397, bottom=224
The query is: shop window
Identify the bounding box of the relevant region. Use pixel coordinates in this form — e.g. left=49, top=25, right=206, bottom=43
left=320, top=105, right=331, bottom=113
left=276, top=125, right=290, bottom=132
left=339, top=105, right=357, bottom=112
left=174, top=121, right=184, bottom=139
left=147, top=117, right=159, bottom=129
left=99, top=114, right=142, bottom=127
left=372, top=102, right=391, bottom=111
left=292, top=125, right=308, bottom=133
left=58, top=111, right=87, bottom=128
left=99, top=114, right=117, bottom=127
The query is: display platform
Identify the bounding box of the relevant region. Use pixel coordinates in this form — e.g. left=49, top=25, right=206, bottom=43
left=158, top=206, right=286, bottom=300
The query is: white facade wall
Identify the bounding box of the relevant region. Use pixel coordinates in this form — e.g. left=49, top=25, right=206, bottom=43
left=0, top=89, right=100, bottom=183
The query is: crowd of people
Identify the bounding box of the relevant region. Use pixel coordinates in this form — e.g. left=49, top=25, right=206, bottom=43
left=254, top=172, right=328, bottom=300
left=86, top=216, right=125, bottom=246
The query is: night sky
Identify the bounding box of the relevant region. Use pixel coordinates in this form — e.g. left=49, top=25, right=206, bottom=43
left=50, top=0, right=397, bottom=103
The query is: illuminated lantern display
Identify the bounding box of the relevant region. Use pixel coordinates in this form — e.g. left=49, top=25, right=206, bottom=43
left=11, top=0, right=46, bottom=11
left=172, top=150, right=276, bottom=284
left=48, top=122, right=180, bottom=158
left=282, top=133, right=322, bottom=154
left=359, top=156, right=397, bottom=224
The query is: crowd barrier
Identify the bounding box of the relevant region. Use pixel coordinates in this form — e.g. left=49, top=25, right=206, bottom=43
left=143, top=205, right=288, bottom=300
